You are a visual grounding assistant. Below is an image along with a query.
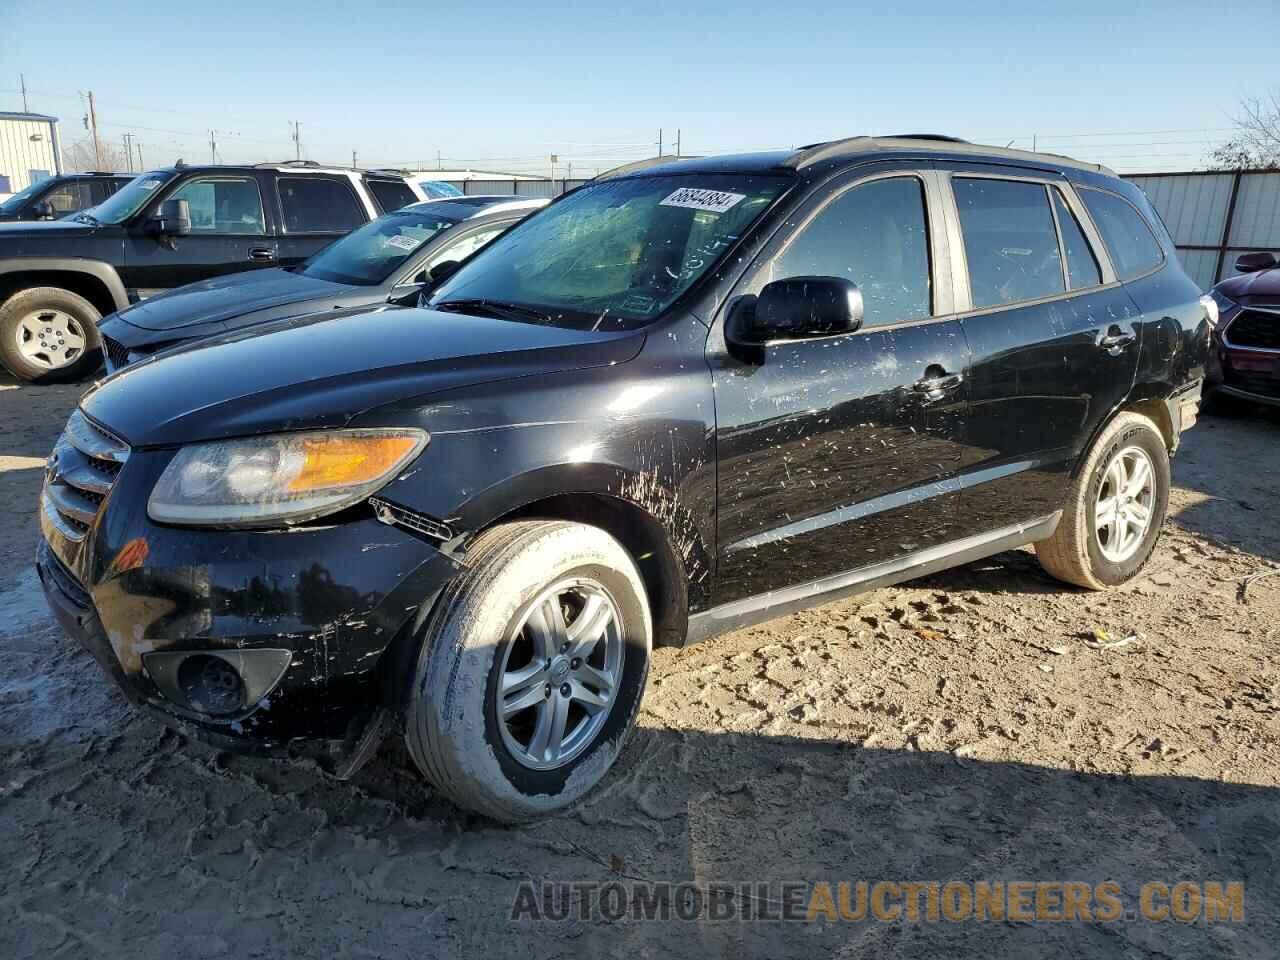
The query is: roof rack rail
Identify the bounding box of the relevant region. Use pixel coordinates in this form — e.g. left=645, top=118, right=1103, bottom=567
left=883, top=134, right=969, bottom=143
left=366, top=167, right=410, bottom=176
left=254, top=159, right=322, bottom=168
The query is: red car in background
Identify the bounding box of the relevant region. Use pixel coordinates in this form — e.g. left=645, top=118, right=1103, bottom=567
left=1208, top=252, right=1280, bottom=408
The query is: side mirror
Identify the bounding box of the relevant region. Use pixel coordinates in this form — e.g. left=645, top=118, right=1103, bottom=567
left=728, top=276, right=863, bottom=361
left=386, top=270, right=430, bottom=307
left=150, top=198, right=191, bottom=237
left=1236, top=252, right=1278, bottom=274
left=428, top=259, right=462, bottom=284
left=31, top=200, right=55, bottom=220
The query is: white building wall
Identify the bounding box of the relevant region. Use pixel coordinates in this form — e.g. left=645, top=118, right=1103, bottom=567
left=0, top=116, right=61, bottom=195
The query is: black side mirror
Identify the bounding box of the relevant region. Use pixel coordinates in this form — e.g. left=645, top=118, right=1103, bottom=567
left=728, top=276, right=863, bottom=362
left=150, top=198, right=191, bottom=237
left=428, top=259, right=462, bottom=284
left=386, top=270, right=431, bottom=307
left=30, top=200, right=55, bottom=220
left=1236, top=252, right=1278, bottom=274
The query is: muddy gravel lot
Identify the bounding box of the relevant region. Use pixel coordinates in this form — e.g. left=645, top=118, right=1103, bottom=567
left=2, top=375, right=1278, bottom=959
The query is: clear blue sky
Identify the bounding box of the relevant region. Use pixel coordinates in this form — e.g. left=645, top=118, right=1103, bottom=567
left=1, top=0, right=1273, bottom=175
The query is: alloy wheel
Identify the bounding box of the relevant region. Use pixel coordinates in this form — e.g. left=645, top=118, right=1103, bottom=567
left=15, top=308, right=88, bottom=370
left=1094, top=445, right=1156, bottom=563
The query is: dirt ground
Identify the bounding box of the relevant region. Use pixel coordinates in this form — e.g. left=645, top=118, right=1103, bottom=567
left=2, top=374, right=1278, bottom=959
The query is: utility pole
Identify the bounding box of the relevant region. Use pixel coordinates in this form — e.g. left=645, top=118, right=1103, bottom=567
left=86, top=91, right=102, bottom=169
left=351, top=149, right=357, bottom=170
left=676, top=129, right=681, bottom=158
left=290, top=121, right=301, bottom=161
left=209, top=130, right=219, bottom=163
left=437, top=149, right=441, bottom=171
left=122, top=133, right=133, bottom=172
left=136, top=141, right=144, bottom=170
left=19, top=73, right=28, bottom=112
left=658, top=128, right=663, bottom=157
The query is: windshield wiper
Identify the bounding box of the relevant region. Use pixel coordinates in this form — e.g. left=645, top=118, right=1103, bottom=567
left=431, top=298, right=551, bottom=324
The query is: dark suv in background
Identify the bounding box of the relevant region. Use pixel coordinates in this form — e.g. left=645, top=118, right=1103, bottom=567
left=0, top=171, right=132, bottom=222
left=0, top=161, right=421, bottom=381
left=37, top=135, right=1210, bottom=821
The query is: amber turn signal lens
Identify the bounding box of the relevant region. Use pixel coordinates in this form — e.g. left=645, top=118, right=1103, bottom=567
left=286, top=434, right=422, bottom=493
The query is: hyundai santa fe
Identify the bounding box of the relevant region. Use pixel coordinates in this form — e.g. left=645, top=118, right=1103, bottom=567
left=36, top=135, right=1211, bottom=820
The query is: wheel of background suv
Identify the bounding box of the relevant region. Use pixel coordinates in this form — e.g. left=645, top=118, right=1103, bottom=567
left=1035, top=412, right=1170, bottom=590
left=0, top=286, right=103, bottom=383
left=405, top=520, right=652, bottom=821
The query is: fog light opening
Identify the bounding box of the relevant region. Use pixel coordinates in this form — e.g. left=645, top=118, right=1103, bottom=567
left=177, top=654, right=247, bottom=716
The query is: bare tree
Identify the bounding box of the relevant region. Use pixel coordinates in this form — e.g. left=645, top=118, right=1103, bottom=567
left=62, top=137, right=130, bottom=173
left=1209, top=88, right=1280, bottom=170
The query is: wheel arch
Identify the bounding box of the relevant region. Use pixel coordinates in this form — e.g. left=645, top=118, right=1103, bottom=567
left=1071, top=383, right=1179, bottom=480
left=0, top=259, right=130, bottom=317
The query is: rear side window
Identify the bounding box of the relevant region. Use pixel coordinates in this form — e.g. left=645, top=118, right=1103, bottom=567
left=1051, top=189, right=1102, bottom=289
left=278, top=176, right=366, bottom=233
left=771, top=176, right=932, bottom=327
left=1078, top=188, right=1164, bottom=280
left=45, top=180, right=93, bottom=215
left=953, top=178, right=1065, bottom=308
left=367, top=178, right=417, bottom=212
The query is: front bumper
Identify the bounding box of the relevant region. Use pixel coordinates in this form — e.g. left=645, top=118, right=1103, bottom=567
left=37, top=441, right=464, bottom=752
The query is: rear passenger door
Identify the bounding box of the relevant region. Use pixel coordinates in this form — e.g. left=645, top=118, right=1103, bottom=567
left=710, top=165, right=973, bottom=605
left=939, top=165, right=1140, bottom=525
left=273, top=175, right=371, bottom=268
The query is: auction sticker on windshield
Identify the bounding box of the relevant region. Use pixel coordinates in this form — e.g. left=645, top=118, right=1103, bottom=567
left=382, top=235, right=420, bottom=252
left=660, top=188, right=745, bottom=214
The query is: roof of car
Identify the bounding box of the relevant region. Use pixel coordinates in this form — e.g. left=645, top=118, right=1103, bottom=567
left=598, top=135, right=1115, bottom=181
left=403, top=197, right=549, bottom=219
left=147, top=161, right=393, bottom=178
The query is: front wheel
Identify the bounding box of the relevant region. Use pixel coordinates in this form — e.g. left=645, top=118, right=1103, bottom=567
left=1035, top=412, right=1170, bottom=590
left=0, top=286, right=103, bottom=383
left=405, top=520, right=652, bottom=821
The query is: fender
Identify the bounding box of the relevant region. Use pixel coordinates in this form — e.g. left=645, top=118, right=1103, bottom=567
left=0, top=257, right=130, bottom=313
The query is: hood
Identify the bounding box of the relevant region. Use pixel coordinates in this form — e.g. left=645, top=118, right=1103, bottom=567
left=113, top=268, right=351, bottom=331
left=1218, top=267, right=1280, bottom=301
left=81, top=305, right=644, bottom=446
left=0, top=218, right=100, bottom=242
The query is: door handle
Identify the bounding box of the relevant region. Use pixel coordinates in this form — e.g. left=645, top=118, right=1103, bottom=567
left=1098, top=325, right=1136, bottom=355
left=913, top=366, right=964, bottom=401
left=248, top=247, right=276, bottom=262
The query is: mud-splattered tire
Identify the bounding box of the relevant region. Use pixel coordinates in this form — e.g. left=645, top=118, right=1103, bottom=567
left=0, top=286, right=103, bottom=383
left=1035, top=412, right=1170, bottom=590
left=405, top=520, right=651, bottom=822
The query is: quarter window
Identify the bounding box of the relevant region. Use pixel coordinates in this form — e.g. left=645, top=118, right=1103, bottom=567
left=367, top=178, right=417, bottom=212
left=954, top=178, right=1066, bottom=308
left=1051, top=189, right=1102, bottom=289
left=771, top=176, right=932, bottom=327
left=1078, top=188, right=1164, bottom=280
left=278, top=177, right=366, bottom=233
left=166, top=177, right=265, bottom=234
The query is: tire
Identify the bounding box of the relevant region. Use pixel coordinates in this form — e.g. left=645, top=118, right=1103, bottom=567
left=405, top=520, right=652, bottom=821
left=1035, top=412, right=1170, bottom=590
left=0, top=286, right=103, bottom=383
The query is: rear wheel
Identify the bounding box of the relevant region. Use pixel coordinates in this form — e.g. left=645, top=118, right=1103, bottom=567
left=0, top=286, right=103, bottom=383
left=1035, top=412, right=1170, bottom=590
left=405, top=520, right=651, bottom=821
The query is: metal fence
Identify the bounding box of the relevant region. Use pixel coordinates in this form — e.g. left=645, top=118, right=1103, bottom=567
left=1126, top=169, right=1280, bottom=290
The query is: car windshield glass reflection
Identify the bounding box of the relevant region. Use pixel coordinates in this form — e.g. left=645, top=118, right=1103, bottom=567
left=301, top=210, right=461, bottom=285
left=430, top=173, right=792, bottom=330
left=81, top=172, right=175, bottom=224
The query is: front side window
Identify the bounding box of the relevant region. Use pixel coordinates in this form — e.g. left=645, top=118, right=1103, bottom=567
left=424, top=224, right=507, bottom=273
left=1052, top=189, right=1102, bottom=289
left=954, top=178, right=1066, bottom=308
left=430, top=173, right=791, bottom=330
left=1078, top=187, right=1164, bottom=280
left=44, top=180, right=93, bottom=215
left=367, top=179, right=417, bottom=212
left=770, top=176, right=932, bottom=327
left=278, top=177, right=366, bottom=233
left=301, top=208, right=460, bottom=285
left=166, top=177, right=265, bottom=234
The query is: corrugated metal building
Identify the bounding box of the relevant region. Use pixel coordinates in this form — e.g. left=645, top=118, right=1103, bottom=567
left=0, top=112, right=63, bottom=197
left=1127, top=169, right=1280, bottom=290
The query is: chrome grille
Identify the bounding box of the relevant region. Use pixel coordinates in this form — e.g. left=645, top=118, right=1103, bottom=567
left=42, top=409, right=129, bottom=542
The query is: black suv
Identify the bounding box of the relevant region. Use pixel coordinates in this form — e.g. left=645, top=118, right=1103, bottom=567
left=0, top=162, right=420, bottom=382
left=37, top=136, right=1210, bottom=821
left=0, top=171, right=132, bottom=223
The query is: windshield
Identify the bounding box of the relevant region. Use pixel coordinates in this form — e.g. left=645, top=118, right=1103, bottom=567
left=81, top=171, right=174, bottom=224
left=430, top=173, right=791, bottom=330
left=0, top=178, right=50, bottom=213
left=301, top=207, right=462, bottom=285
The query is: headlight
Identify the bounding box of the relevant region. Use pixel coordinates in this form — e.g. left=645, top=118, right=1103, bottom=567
left=148, top=429, right=427, bottom=526
left=1208, top=289, right=1237, bottom=325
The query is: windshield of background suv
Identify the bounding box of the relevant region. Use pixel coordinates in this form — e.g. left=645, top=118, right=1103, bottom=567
left=300, top=207, right=462, bottom=285
left=429, top=173, right=792, bottom=330
left=0, top=178, right=50, bottom=213
left=79, top=171, right=175, bottom=224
